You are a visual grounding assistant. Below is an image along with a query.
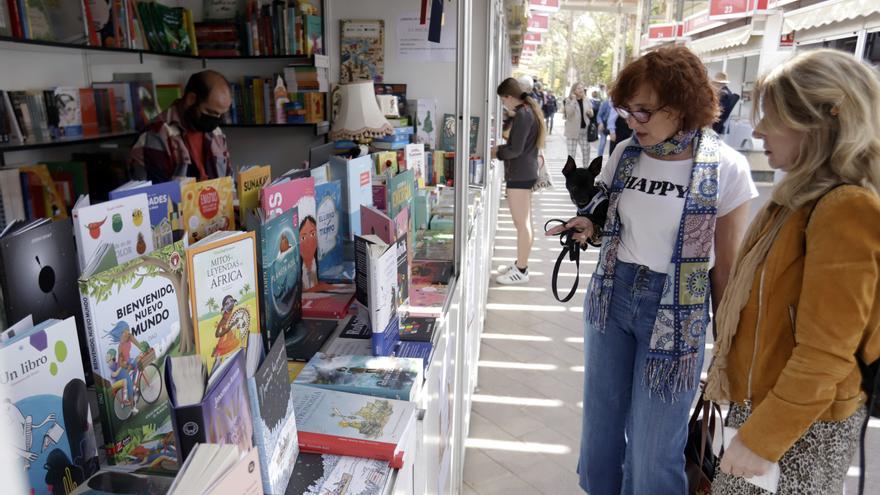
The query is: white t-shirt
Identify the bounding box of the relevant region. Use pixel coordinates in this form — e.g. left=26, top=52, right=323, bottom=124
left=599, top=137, right=758, bottom=273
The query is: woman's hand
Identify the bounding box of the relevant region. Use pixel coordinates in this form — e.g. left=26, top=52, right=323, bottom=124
left=545, top=216, right=594, bottom=245
left=491, top=146, right=498, bottom=159
left=720, top=435, right=775, bottom=479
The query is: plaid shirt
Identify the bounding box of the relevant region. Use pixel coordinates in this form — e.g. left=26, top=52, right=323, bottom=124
left=128, top=101, right=231, bottom=183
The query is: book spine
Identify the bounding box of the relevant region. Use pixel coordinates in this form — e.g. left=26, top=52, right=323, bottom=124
left=79, top=292, right=119, bottom=461
left=297, top=431, right=400, bottom=468
left=170, top=403, right=208, bottom=463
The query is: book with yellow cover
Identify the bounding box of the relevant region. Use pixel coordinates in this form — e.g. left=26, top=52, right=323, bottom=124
left=237, top=165, right=271, bottom=226
left=186, top=230, right=261, bottom=374
left=181, top=177, right=235, bottom=244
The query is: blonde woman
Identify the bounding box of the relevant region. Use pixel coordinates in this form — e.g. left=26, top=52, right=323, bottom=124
left=564, top=82, right=594, bottom=166
left=491, top=77, right=547, bottom=284
left=707, top=49, right=880, bottom=493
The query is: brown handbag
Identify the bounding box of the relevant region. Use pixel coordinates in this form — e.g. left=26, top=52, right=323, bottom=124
left=685, top=392, right=723, bottom=495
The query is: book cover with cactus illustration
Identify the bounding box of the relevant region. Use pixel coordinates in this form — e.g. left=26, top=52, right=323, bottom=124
left=77, top=242, right=187, bottom=471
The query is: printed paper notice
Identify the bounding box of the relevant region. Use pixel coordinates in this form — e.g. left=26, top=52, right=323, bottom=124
left=397, top=11, right=456, bottom=63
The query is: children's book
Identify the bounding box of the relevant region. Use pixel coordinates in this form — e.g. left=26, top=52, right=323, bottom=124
left=246, top=336, right=299, bottom=495
left=0, top=317, right=100, bottom=495
left=72, top=193, right=154, bottom=272
left=405, top=144, right=426, bottom=189
left=287, top=318, right=338, bottom=362
left=186, top=231, right=260, bottom=375
left=256, top=207, right=302, bottom=351
left=315, top=180, right=343, bottom=281
left=237, top=165, right=271, bottom=227
left=359, top=205, right=395, bottom=244
left=165, top=350, right=254, bottom=463
left=259, top=176, right=317, bottom=291
left=386, top=170, right=414, bottom=233
left=180, top=177, right=235, bottom=244
left=291, top=385, right=415, bottom=468
left=286, top=453, right=391, bottom=495
left=327, top=155, right=373, bottom=240
left=109, top=181, right=182, bottom=248
left=439, top=113, right=456, bottom=151
left=399, top=316, right=438, bottom=342
left=374, top=151, right=398, bottom=177
left=77, top=242, right=186, bottom=470
left=296, top=353, right=423, bottom=401
left=407, top=98, right=437, bottom=150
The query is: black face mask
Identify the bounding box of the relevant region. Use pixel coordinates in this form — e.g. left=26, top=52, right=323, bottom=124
left=186, top=106, right=223, bottom=133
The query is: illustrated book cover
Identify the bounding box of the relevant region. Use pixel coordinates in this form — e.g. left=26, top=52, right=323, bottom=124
left=72, top=193, right=154, bottom=274
left=256, top=206, right=302, bottom=351
left=109, top=181, right=183, bottom=248
left=339, top=20, right=384, bottom=83
left=0, top=317, right=100, bottom=495
left=180, top=177, right=235, bottom=244
left=295, top=353, right=423, bottom=401
left=285, top=453, right=390, bottom=495
left=291, top=385, right=416, bottom=469
left=237, top=165, right=271, bottom=227
left=327, top=155, right=372, bottom=240
left=77, top=241, right=186, bottom=470
left=314, top=180, right=343, bottom=281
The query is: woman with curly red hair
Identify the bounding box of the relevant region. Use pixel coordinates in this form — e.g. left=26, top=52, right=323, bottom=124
left=548, top=45, right=758, bottom=493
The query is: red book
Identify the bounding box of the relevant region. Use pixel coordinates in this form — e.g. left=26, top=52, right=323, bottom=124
left=360, top=205, right=395, bottom=244
left=301, top=291, right=354, bottom=319
left=78, top=89, right=99, bottom=137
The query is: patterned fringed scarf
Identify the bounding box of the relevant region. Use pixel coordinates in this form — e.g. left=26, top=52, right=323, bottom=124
left=588, top=128, right=721, bottom=400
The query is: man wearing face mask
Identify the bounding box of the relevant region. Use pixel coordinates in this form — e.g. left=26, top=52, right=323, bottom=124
left=128, top=70, right=233, bottom=183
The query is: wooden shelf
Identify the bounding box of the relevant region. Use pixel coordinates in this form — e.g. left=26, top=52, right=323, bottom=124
left=0, top=36, right=317, bottom=64
left=0, top=132, right=138, bottom=153
left=225, top=122, right=330, bottom=135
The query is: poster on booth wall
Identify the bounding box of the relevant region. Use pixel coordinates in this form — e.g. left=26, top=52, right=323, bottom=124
left=340, top=20, right=385, bottom=83
left=396, top=10, right=456, bottom=63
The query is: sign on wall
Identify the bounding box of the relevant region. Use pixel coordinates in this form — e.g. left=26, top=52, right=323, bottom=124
left=524, top=32, right=542, bottom=44
left=647, top=23, right=683, bottom=40
left=529, top=0, right=560, bottom=12
left=708, top=0, right=769, bottom=19
left=527, top=14, right=549, bottom=32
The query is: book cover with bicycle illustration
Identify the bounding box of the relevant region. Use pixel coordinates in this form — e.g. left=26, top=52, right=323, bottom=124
left=78, top=241, right=188, bottom=471
left=186, top=231, right=261, bottom=375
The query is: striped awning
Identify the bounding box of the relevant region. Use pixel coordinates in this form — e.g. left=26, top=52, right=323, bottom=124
left=687, top=25, right=754, bottom=54
left=783, top=0, right=880, bottom=33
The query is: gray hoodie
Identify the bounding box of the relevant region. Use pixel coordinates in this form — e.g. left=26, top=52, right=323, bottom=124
left=497, top=104, right=540, bottom=182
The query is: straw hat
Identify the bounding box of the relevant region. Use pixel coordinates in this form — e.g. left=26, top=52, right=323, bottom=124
left=713, top=71, right=730, bottom=84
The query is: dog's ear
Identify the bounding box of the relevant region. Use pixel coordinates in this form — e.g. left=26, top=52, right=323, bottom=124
left=587, top=156, right=602, bottom=177
left=562, top=156, right=577, bottom=177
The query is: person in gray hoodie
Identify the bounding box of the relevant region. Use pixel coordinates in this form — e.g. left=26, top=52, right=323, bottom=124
left=491, top=77, right=547, bottom=285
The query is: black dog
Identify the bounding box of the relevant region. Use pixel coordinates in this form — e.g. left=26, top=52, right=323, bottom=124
left=561, top=155, right=608, bottom=230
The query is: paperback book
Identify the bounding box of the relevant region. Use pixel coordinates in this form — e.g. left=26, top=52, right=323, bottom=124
left=237, top=165, right=271, bottom=226
left=186, top=231, right=260, bottom=375
left=72, top=193, right=154, bottom=273
left=287, top=318, right=338, bottom=362
left=327, top=155, right=373, bottom=240
left=291, top=385, right=416, bottom=469
left=315, top=180, right=344, bottom=281
left=295, top=353, right=423, bottom=401
left=286, top=453, right=390, bottom=495
left=110, top=181, right=183, bottom=248
left=0, top=317, right=100, bottom=495
left=77, top=242, right=187, bottom=470
left=257, top=207, right=302, bottom=350
left=180, top=177, right=235, bottom=244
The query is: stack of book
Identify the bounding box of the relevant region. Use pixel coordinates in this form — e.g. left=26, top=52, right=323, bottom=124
left=241, top=0, right=324, bottom=57
left=284, top=55, right=330, bottom=92
left=194, top=22, right=241, bottom=57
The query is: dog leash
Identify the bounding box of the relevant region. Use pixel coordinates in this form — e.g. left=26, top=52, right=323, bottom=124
left=544, top=219, right=586, bottom=303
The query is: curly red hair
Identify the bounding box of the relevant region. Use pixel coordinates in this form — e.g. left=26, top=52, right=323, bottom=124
left=609, top=45, right=719, bottom=131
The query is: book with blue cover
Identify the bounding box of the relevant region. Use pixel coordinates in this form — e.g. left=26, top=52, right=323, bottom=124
left=0, top=317, right=100, bottom=495
left=328, top=155, right=373, bottom=240
left=295, top=353, right=423, bottom=401
left=393, top=341, right=433, bottom=373
left=315, top=180, right=344, bottom=281
left=247, top=336, right=299, bottom=495
left=109, top=181, right=182, bottom=248
left=257, top=207, right=302, bottom=349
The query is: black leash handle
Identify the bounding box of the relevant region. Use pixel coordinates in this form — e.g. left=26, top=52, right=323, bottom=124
left=544, top=219, right=584, bottom=303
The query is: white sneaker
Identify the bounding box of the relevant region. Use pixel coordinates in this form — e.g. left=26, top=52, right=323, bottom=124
left=496, top=267, right=529, bottom=285
left=496, top=264, right=514, bottom=275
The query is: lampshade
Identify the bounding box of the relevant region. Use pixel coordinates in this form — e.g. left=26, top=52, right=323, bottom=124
left=330, top=81, right=393, bottom=141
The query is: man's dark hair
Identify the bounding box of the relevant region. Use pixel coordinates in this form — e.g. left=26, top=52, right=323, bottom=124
left=184, top=70, right=230, bottom=104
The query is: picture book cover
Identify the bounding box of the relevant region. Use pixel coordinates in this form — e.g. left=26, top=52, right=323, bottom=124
left=339, top=312, right=371, bottom=339
left=186, top=231, right=260, bottom=375
left=399, top=316, right=438, bottom=342
left=166, top=351, right=254, bottom=463
left=439, top=113, right=456, bottom=151
left=295, top=353, right=423, bottom=401
left=408, top=98, right=437, bottom=150
left=247, top=336, right=299, bottom=495
left=302, top=291, right=354, bottom=320
left=180, top=177, right=235, bottom=244
left=291, top=385, right=415, bottom=468
left=359, top=205, right=395, bottom=244
left=315, top=180, right=343, bottom=281
left=53, top=87, right=83, bottom=138
left=304, top=14, right=323, bottom=55
left=77, top=242, right=186, bottom=470
left=404, top=144, right=426, bottom=189
left=387, top=169, right=414, bottom=239
left=237, top=165, right=271, bottom=226
left=287, top=318, right=338, bottom=363
left=258, top=207, right=302, bottom=350
left=259, top=177, right=317, bottom=291
left=72, top=193, right=154, bottom=271
left=339, top=20, right=384, bottom=83
left=109, top=181, right=182, bottom=248
left=374, top=151, right=398, bottom=177
left=328, top=155, right=373, bottom=240
left=286, top=453, right=390, bottom=495
left=0, top=317, right=100, bottom=495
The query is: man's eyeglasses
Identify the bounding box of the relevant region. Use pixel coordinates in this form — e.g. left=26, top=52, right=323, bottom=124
left=615, top=106, right=666, bottom=124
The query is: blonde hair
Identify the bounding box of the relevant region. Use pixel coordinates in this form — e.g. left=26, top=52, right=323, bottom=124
left=706, top=49, right=880, bottom=402
left=497, top=77, right=547, bottom=150
left=754, top=49, right=880, bottom=209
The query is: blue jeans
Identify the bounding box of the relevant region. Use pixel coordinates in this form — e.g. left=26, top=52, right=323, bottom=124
left=598, top=132, right=608, bottom=156
left=578, top=261, right=706, bottom=495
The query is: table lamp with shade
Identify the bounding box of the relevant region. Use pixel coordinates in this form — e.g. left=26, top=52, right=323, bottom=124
left=329, top=81, right=393, bottom=145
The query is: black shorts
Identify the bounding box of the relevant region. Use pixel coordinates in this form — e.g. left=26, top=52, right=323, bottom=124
left=506, top=179, right=537, bottom=190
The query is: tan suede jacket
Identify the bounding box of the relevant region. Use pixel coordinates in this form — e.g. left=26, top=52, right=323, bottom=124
left=725, top=186, right=880, bottom=462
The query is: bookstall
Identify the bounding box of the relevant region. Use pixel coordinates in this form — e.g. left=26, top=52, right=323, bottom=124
left=0, top=0, right=513, bottom=494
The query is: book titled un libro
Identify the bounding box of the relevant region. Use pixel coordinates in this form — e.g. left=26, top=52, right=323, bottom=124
left=295, top=352, right=423, bottom=401
left=291, top=384, right=416, bottom=469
